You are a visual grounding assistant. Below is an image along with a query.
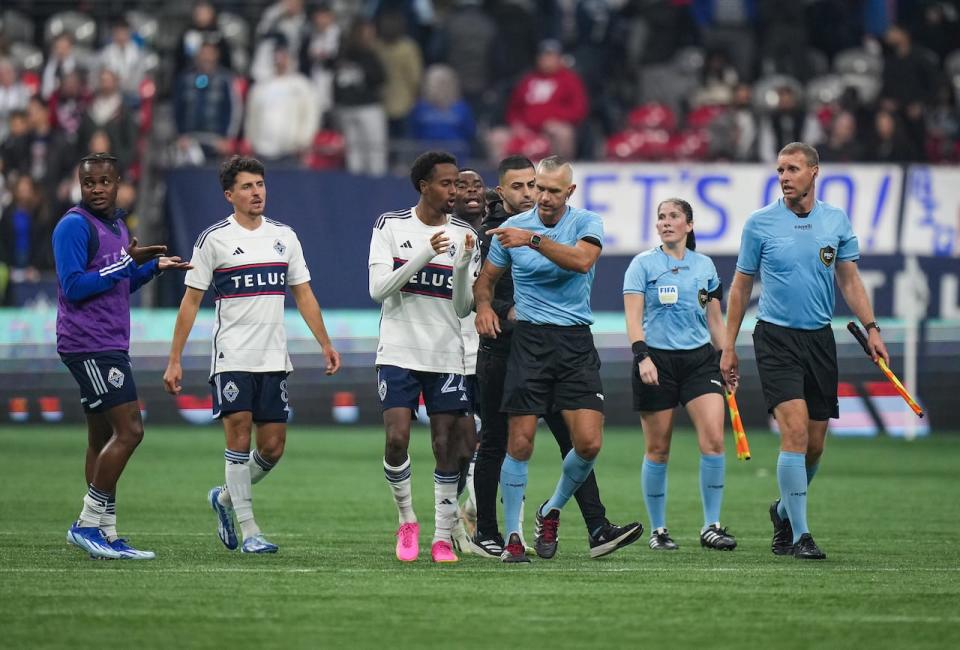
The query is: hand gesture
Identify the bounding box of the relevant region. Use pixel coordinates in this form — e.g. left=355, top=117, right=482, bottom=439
left=430, top=230, right=450, bottom=254
left=158, top=256, right=194, bottom=272
left=128, top=237, right=167, bottom=265
left=162, top=361, right=182, bottom=395
left=464, top=232, right=475, bottom=251
left=324, top=346, right=341, bottom=375
left=638, top=357, right=659, bottom=386
left=486, top=227, right=533, bottom=249
left=475, top=304, right=501, bottom=338
left=720, top=348, right=739, bottom=393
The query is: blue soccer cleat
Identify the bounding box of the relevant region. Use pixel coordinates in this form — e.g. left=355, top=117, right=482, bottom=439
left=67, top=522, right=122, bottom=559
left=208, top=486, right=239, bottom=550
left=107, top=538, right=156, bottom=560
left=241, top=533, right=278, bottom=554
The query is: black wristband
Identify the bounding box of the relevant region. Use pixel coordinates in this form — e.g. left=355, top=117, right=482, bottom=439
left=632, top=340, right=649, bottom=360
left=864, top=321, right=881, bottom=333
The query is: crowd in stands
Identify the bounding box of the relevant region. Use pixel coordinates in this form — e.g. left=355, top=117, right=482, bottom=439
left=1, top=0, right=960, bottom=301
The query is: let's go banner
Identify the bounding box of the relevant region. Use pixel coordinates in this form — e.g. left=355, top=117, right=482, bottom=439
left=567, top=163, right=904, bottom=255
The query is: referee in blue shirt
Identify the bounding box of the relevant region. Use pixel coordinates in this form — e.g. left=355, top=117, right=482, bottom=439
left=721, top=142, right=889, bottom=560
left=472, top=156, right=610, bottom=563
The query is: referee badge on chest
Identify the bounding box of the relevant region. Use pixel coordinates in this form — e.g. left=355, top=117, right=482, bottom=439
left=658, top=285, right=679, bottom=305
left=698, top=288, right=708, bottom=308
left=819, top=245, right=836, bottom=267
left=273, top=239, right=286, bottom=256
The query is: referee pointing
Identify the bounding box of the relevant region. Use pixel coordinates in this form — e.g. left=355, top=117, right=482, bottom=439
left=720, top=142, right=889, bottom=560
left=470, top=156, right=610, bottom=563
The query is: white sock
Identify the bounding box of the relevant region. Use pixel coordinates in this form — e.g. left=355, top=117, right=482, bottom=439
left=225, top=449, right=259, bottom=540
left=78, top=485, right=109, bottom=529
left=101, top=496, right=118, bottom=541
left=465, top=455, right=477, bottom=514
left=249, top=448, right=276, bottom=485
left=433, top=470, right=459, bottom=544
left=384, top=457, right=416, bottom=524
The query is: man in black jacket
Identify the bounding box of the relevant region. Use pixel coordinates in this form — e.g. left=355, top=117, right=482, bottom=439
left=467, top=155, right=642, bottom=559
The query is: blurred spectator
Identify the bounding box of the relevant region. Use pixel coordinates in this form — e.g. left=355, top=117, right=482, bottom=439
left=80, top=70, right=138, bottom=174
left=253, top=0, right=308, bottom=81
left=96, top=17, right=149, bottom=104
left=489, top=40, right=588, bottom=161
left=690, top=0, right=758, bottom=81
left=0, top=174, right=55, bottom=279
left=880, top=24, right=939, bottom=153
left=365, top=0, right=437, bottom=52
left=818, top=110, right=864, bottom=162
left=926, top=80, right=960, bottom=162
left=299, top=1, right=341, bottom=126
left=176, top=1, right=233, bottom=76
left=174, top=42, right=240, bottom=163
left=374, top=11, right=423, bottom=137
left=1, top=110, right=29, bottom=177
left=0, top=58, right=30, bottom=143
left=757, top=0, right=809, bottom=80
left=691, top=49, right=738, bottom=108
left=869, top=109, right=920, bottom=162
left=48, top=69, right=90, bottom=151
left=245, top=41, right=319, bottom=162
left=10, top=97, right=73, bottom=196
left=908, top=0, right=960, bottom=63
left=488, top=0, right=538, bottom=93
left=757, top=85, right=819, bottom=162
left=41, top=34, right=79, bottom=101
left=730, top=82, right=758, bottom=160
left=435, top=0, right=496, bottom=117
left=333, top=19, right=388, bottom=175
left=407, top=64, right=475, bottom=160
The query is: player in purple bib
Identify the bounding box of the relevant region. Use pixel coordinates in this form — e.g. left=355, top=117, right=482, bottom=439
left=55, top=153, right=192, bottom=560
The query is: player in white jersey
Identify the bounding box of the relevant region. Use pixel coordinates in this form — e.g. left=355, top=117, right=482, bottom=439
left=163, top=157, right=341, bottom=554
left=369, top=151, right=481, bottom=563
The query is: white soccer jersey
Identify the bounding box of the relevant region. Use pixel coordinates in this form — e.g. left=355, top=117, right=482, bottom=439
left=461, top=315, right=478, bottom=376
left=369, top=207, right=481, bottom=374
left=184, top=214, right=310, bottom=377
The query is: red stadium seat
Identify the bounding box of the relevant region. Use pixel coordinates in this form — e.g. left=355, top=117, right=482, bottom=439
left=306, top=130, right=346, bottom=170
left=627, top=103, right=677, bottom=132
left=685, top=105, right=725, bottom=130
left=504, top=131, right=551, bottom=162
left=667, top=130, right=709, bottom=161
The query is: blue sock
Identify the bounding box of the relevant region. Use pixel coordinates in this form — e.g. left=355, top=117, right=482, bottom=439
left=777, top=452, right=809, bottom=542
left=699, top=453, right=725, bottom=527
left=543, top=450, right=595, bottom=514
left=642, top=458, right=668, bottom=531
left=500, top=454, right=528, bottom=537
left=778, top=461, right=819, bottom=519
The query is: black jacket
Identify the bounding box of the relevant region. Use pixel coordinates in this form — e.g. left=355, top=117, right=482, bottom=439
left=478, top=199, right=518, bottom=355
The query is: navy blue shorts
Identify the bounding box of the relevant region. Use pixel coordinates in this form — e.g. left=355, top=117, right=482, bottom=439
left=211, top=371, right=290, bottom=423
left=377, top=365, right=472, bottom=416
left=61, top=351, right=139, bottom=414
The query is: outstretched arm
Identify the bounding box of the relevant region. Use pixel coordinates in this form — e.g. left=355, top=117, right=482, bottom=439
left=487, top=226, right=601, bottom=274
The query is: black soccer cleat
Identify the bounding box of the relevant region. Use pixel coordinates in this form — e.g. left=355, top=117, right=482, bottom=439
left=648, top=527, right=679, bottom=550
left=468, top=531, right=505, bottom=559
left=588, top=521, right=643, bottom=559
left=534, top=502, right=560, bottom=559
left=770, top=500, right=794, bottom=555
left=501, top=532, right=531, bottom=563
left=792, top=533, right=827, bottom=560
left=700, top=524, right=737, bottom=550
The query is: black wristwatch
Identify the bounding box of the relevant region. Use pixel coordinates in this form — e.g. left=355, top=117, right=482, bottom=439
left=529, top=233, right=543, bottom=250
left=864, top=321, right=881, bottom=333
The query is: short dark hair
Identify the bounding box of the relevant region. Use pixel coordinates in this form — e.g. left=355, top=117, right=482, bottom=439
left=497, top=155, right=535, bottom=183
left=778, top=142, right=819, bottom=166
left=220, top=156, right=265, bottom=191
left=79, top=152, right=120, bottom=173
left=657, top=197, right=697, bottom=251
left=410, top=150, right=457, bottom=193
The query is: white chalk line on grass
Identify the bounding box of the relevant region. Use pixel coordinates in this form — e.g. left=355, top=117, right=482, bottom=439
left=0, top=566, right=958, bottom=575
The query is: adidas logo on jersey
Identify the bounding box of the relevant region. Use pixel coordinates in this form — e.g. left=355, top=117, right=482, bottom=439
left=233, top=247, right=245, bottom=255
left=400, top=240, right=413, bottom=249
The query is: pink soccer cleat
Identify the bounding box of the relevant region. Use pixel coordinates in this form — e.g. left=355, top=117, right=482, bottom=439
left=395, top=522, right=420, bottom=562
left=431, top=540, right=459, bottom=563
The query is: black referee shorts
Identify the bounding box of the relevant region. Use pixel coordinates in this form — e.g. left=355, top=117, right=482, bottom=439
left=753, top=320, right=839, bottom=421
left=632, top=343, right=723, bottom=412
left=501, top=322, right=604, bottom=415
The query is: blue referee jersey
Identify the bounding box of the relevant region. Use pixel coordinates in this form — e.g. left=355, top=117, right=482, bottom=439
left=736, top=199, right=860, bottom=330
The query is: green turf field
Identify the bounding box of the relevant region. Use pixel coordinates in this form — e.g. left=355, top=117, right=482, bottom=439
left=2, top=426, right=959, bottom=650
